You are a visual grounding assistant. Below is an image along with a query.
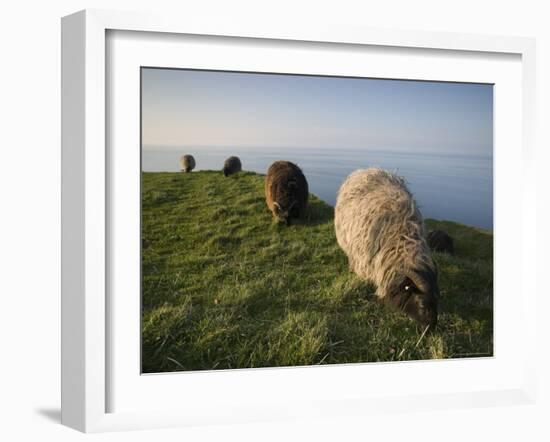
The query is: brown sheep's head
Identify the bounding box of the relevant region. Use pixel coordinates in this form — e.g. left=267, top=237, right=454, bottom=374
left=387, top=270, right=439, bottom=330
left=273, top=201, right=299, bottom=226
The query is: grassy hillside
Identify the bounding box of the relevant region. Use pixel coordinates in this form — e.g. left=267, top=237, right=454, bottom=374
left=141, top=171, right=493, bottom=373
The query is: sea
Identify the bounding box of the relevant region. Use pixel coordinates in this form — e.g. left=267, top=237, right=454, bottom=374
left=142, top=146, right=493, bottom=230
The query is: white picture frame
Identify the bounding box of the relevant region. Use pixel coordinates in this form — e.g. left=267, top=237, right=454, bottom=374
left=61, top=9, right=537, bottom=433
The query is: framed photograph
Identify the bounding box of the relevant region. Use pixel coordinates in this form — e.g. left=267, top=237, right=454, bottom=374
left=61, top=9, right=537, bottom=433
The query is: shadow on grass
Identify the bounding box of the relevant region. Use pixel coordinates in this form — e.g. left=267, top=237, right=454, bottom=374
left=290, top=196, right=334, bottom=227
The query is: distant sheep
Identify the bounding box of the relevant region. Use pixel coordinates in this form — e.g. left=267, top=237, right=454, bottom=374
left=179, top=154, right=196, bottom=173
left=427, top=229, right=454, bottom=254
left=223, top=156, right=242, bottom=177
left=265, top=161, right=308, bottom=226
left=334, top=168, right=439, bottom=329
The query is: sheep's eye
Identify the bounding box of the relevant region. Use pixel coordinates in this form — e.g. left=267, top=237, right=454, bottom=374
left=401, top=278, right=417, bottom=294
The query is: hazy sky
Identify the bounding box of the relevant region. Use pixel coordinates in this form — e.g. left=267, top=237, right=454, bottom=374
left=141, top=68, right=493, bottom=154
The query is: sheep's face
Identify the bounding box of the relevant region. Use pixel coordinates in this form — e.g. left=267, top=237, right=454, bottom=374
left=273, top=201, right=299, bottom=226
left=388, top=272, right=439, bottom=330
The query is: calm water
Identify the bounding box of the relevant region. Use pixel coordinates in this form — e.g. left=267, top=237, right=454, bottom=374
left=143, top=146, right=493, bottom=230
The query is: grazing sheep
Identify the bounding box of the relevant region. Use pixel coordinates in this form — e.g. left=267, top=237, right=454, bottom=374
left=265, top=161, right=309, bottom=226
left=179, top=154, right=196, bottom=172
left=427, top=229, right=454, bottom=254
left=223, top=156, right=242, bottom=177
left=334, top=168, right=439, bottom=329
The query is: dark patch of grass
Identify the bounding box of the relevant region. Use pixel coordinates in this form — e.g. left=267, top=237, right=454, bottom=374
left=141, top=171, right=493, bottom=372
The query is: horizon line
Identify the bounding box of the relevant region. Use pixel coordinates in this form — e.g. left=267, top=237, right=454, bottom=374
left=142, top=144, right=493, bottom=158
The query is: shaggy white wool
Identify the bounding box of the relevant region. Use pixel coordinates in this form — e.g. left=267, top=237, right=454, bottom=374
left=334, top=168, right=435, bottom=299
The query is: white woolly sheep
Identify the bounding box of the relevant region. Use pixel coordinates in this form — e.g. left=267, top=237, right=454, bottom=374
left=334, top=168, right=439, bottom=328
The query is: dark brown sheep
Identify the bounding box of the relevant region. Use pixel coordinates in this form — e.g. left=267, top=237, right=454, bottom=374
left=179, top=154, right=196, bottom=173
left=223, top=156, right=242, bottom=177
left=427, top=229, right=454, bottom=254
left=265, top=161, right=308, bottom=226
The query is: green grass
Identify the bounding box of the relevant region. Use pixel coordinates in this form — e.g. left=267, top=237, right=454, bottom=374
left=141, top=171, right=493, bottom=373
